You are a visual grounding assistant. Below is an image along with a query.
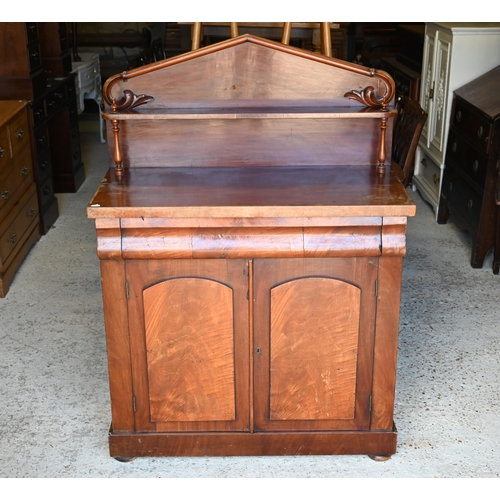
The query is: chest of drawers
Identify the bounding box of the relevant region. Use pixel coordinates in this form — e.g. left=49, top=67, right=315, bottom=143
left=437, top=65, right=500, bottom=272
left=0, top=100, right=40, bottom=297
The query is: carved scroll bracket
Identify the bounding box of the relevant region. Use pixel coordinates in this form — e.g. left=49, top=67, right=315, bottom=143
left=103, top=71, right=154, bottom=113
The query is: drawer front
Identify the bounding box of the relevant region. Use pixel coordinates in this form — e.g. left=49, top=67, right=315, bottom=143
left=46, top=88, right=66, bottom=115
left=66, top=76, right=77, bottom=100
left=27, top=41, right=42, bottom=73
left=452, top=97, right=492, bottom=155
left=441, top=167, right=482, bottom=228
left=68, top=98, right=79, bottom=123
left=38, top=177, right=54, bottom=209
left=34, top=126, right=49, bottom=157
left=25, top=23, right=38, bottom=43
left=446, top=128, right=488, bottom=192
left=0, top=126, right=11, bottom=170
left=416, top=149, right=441, bottom=193
left=9, top=111, right=30, bottom=157
left=78, top=63, right=97, bottom=88
left=31, top=100, right=46, bottom=126
left=36, top=149, right=53, bottom=182
left=0, top=185, right=39, bottom=266
left=0, top=149, right=35, bottom=219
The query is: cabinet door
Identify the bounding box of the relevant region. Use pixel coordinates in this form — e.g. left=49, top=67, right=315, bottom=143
left=420, top=27, right=435, bottom=145
left=125, top=259, right=250, bottom=432
left=253, top=258, right=378, bottom=432
left=429, top=30, right=452, bottom=158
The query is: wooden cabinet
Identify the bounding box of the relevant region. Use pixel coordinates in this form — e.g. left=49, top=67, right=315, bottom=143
left=88, top=35, right=415, bottom=460
left=0, top=22, right=46, bottom=100
left=437, top=65, right=500, bottom=272
left=0, top=22, right=86, bottom=233
left=37, top=22, right=72, bottom=77
left=0, top=100, right=40, bottom=297
left=412, top=23, right=500, bottom=218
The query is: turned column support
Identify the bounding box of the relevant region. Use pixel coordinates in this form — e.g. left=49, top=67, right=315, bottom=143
left=377, top=115, right=389, bottom=175
left=111, top=118, right=124, bottom=177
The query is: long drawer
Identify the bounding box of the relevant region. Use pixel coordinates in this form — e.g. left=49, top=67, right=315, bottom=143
left=0, top=148, right=35, bottom=221
left=0, top=182, right=39, bottom=271
left=441, top=166, right=482, bottom=229
left=446, top=127, right=488, bottom=192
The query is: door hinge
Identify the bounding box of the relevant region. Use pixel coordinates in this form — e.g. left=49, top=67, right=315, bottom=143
left=246, top=290, right=249, bottom=300
left=132, top=395, right=137, bottom=413
left=125, top=280, right=130, bottom=300
left=368, top=395, right=372, bottom=412
left=375, top=279, right=379, bottom=297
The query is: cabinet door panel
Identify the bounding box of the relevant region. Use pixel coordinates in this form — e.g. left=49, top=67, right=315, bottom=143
left=269, top=277, right=360, bottom=421
left=429, top=33, right=451, bottom=155
left=253, top=258, right=377, bottom=432
left=144, top=278, right=236, bottom=422
left=126, top=259, right=249, bottom=432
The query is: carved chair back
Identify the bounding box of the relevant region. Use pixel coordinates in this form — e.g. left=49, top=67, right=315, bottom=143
left=392, top=96, right=427, bottom=187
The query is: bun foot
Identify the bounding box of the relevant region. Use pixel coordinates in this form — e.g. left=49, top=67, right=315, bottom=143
left=368, top=454, right=391, bottom=462
left=114, top=456, right=136, bottom=462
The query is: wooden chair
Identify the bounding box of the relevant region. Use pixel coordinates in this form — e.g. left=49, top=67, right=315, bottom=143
left=191, top=22, right=333, bottom=57
left=281, top=22, right=332, bottom=57
left=392, top=95, right=427, bottom=187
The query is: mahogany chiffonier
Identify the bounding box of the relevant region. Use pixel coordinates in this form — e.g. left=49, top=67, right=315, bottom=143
left=0, top=100, right=40, bottom=297
left=87, top=35, right=415, bottom=461
left=437, top=65, right=500, bottom=273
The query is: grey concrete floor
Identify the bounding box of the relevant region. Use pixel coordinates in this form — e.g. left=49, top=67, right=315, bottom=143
left=1, top=114, right=499, bottom=478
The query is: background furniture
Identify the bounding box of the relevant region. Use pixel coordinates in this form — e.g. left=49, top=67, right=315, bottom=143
left=38, top=22, right=72, bottom=78
left=72, top=52, right=106, bottom=143
left=88, top=35, right=415, bottom=460
left=0, top=100, right=40, bottom=297
left=392, top=96, right=427, bottom=187
left=412, top=23, right=500, bottom=219
left=0, top=22, right=87, bottom=232
left=380, top=24, right=424, bottom=102
left=437, top=65, right=500, bottom=273
left=181, top=23, right=348, bottom=59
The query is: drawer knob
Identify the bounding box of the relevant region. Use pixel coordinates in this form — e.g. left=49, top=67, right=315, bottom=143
left=0, top=146, right=4, bottom=158
left=43, top=185, right=51, bottom=196
left=20, top=166, right=29, bottom=177
left=421, top=158, right=428, bottom=168
left=468, top=199, right=473, bottom=211
left=451, top=142, right=457, bottom=153
left=477, top=126, right=483, bottom=138
left=17, top=128, right=25, bottom=139
left=472, top=160, right=479, bottom=173
left=456, top=110, right=462, bottom=122
left=433, top=173, right=439, bottom=185
left=1, top=189, right=9, bottom=200
left=8, top=233, right=17, bottom=245
left=27, top=207, right=36, bottom=218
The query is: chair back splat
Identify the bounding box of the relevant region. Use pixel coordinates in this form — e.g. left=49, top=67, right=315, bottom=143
left=392, top=96, right=427, bottom=187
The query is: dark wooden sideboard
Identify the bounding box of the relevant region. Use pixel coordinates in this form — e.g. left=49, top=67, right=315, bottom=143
left=87, top=35, right=415, bottom=460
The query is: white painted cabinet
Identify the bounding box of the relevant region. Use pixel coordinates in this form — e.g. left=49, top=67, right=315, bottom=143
left=412, top=23, right=500, bottom=218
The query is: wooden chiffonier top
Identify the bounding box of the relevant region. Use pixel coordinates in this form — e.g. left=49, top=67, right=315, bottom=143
left=88, top=34, right=415, bottom=224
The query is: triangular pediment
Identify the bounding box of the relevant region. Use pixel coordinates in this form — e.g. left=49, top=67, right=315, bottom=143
left=103, top=35, right=394, bottom=111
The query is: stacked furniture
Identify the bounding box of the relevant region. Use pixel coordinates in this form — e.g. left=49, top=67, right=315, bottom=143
left=0, top=22, right=85, bottom=233
left=72, top=52, right=106, bottom=144
left=412, top=23, right=500, bottom=218
left=438, top=65, right=500, bottom=273
left=88, top=35, right=415, bottom=461
left=0, top=101, right=40, bottom=297
left=380, top=24, right=424, bottom=101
